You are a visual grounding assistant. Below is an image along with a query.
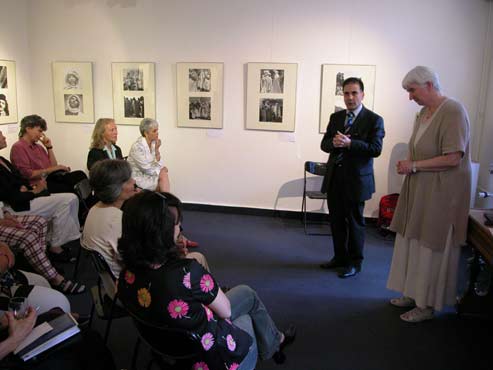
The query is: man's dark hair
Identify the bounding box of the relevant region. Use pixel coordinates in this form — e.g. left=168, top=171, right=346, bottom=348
left=343, top=77, right=364, bottom=92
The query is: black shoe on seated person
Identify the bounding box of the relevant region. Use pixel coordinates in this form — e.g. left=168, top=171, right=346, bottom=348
left=273, top=324, right=296, bottom=364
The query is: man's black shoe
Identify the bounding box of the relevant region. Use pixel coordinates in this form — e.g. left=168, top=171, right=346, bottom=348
left=320, top=258, right=346, bottom=270
left=338, top=265, right=361, bottom=278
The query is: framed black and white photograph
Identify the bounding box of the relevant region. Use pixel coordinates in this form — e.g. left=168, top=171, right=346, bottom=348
left=112, top=62, right=155, bottom=125
left=246, top=63, right=297, bottom=131
left=0, top=60, right=18, bottom=124
left=189, top=69, right=211, bottom=92
left=259, top=98, right=283, bottom=122
left=124, top=96, right=145, bottom=118
left=64, top=94, right=83, bottom=115
left=123, top=68, right=144, bottom=91
left=319, top=64, right=376, bottom=133
left=189, top=97, right=211, bottom=120
left=52, top=61, right=94, bottom=123
left=259, top=69, right=284, bottom=93
left=177, top=62, right=223, bottom=129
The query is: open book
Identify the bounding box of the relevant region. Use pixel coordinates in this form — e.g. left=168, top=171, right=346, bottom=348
left=14, top=313, right=80, bottom=361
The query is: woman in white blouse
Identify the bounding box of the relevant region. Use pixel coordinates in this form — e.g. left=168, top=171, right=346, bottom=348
left=127, top=118, right=170, bottom=192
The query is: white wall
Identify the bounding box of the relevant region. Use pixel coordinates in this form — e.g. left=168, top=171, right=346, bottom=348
left=0, top=0, right=32, bottom=147
left=1, top=0, right=492, bottom=216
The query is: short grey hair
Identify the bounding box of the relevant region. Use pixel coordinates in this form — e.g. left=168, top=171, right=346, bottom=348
left=139, top=118, right=159, bottom=136
left=89, top=159, right=132, bottom=204
left=402, top=66, right=441, bottom=91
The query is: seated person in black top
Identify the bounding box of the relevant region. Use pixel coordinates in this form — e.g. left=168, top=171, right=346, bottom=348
left=87, top=118, right=123, bottom=171
left=117, top=191, right=296, bottom=370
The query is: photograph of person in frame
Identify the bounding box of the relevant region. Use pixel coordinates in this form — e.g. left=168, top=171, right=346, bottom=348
left=0, top=94, right=9, bottom=117
left=189, top=97, right=211, bottom=120
left=123, top=68, right=144, bottom=91
left=64, top=70, right=81, bottom=89
left=64, top=94, right=83, bottom=116
left=259, top=98, right=283, bottom=123
left=124, top=96, right=145, bottom=118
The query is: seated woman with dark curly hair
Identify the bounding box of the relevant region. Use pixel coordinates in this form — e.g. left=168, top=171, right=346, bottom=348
left=117, top=191, right=296, bottom=370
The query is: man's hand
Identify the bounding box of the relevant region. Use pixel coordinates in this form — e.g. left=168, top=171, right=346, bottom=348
left=332, top=131, right=351, bottom=148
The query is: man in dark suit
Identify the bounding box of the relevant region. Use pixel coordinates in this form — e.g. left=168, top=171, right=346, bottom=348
left=320, top=77, right=385, bottom=278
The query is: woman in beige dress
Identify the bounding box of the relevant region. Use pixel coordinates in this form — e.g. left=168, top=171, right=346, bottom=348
left=387, top=66, right=471, bottom=322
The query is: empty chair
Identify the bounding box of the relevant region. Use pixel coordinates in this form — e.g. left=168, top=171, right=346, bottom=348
left=301, top=161, right=330, bottom=235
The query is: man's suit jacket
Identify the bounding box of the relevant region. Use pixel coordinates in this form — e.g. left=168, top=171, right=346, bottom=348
left=320, top=106, right=385, bottom=202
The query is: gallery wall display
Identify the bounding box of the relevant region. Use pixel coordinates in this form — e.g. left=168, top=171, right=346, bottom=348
left=52, top=62, right=94, bottom=123
left=319, top=64, right=376, bottom=133
left=0, top=60, right=18, bottom=124
left=176, top=62, right=224, bottom=129
left=246, top=63, right=298, bottom=132
left=112, top=62, right=155, bottom=125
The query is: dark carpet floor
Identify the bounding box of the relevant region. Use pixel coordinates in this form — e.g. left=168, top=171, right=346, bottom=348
left=65, top=210, right=493, bottom=370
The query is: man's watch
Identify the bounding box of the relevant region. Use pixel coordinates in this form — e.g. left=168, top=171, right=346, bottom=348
left=412, top=162, right=417, bottom=174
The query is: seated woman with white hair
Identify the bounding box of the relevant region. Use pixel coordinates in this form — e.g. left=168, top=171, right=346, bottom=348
left=127, top=118, right=170, bottom=192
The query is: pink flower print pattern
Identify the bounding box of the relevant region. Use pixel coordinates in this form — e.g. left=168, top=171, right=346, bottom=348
left=203, top=305, right=214, bottom=322
left=167, top=299, right=189, bottom=319
left=124, top=270, right=135, bottom=284
left=200, top=274, right=214, bottom=293
left=228, top=364, right=239, bottom=370
left=201, top=332, right=214, bottom=351
left=226, top=334, right=236, bottom=351
left=183, top=272, right=191, bottom=289
left=192, top=362, right=209, bottom=370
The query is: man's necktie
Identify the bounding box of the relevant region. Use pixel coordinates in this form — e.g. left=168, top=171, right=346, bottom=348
left=335, top=111, right=355, bottom=165
left=344, top=111, right=355, bottom=134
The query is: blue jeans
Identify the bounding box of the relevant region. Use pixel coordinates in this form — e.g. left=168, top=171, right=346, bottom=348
left=227, top=284, right=282, bottom=368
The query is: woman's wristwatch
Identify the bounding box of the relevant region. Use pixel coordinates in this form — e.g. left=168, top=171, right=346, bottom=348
left=412, top=161, right=417, bottom=174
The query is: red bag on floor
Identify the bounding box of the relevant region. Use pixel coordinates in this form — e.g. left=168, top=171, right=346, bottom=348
left=377, top=193, right=399, bottom=232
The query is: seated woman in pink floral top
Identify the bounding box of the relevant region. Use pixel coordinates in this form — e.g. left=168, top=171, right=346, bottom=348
left=117, top=191, right=296, bottom=370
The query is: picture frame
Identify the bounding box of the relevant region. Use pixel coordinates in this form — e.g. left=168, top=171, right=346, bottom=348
left=112, top=62, right=155, bottom=125
left=0, top=60, right=18, bottom=124
left=52, top=61, right=94, bottom=123
left=246, top=63, right=298, bottom=132
left=176, top=62, right=224, bottom=129
left=319, top=64, right=376, bottom=133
